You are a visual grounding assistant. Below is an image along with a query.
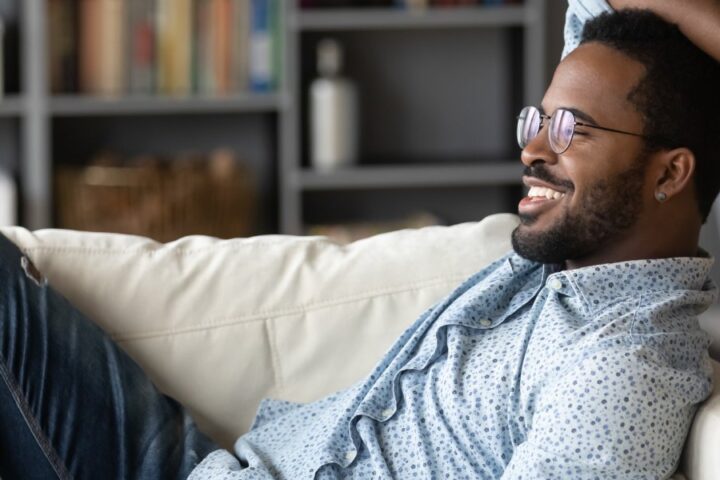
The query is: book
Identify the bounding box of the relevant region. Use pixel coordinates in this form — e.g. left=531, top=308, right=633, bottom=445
left=59, top=0, right=282, bottom=96
left=79, top=0, right=125, bottom=96
left=249, top=0, right=274, bottom=92
left=213, top=0, right=232, bottom=94
left=98, top=0, right=125, bottom=96
left=195, top=0, right=216, bottom=94
left=127, top=0, right=156, bottom=95
left=79, top=0, right=101, bottom=93
left=48, top=0, right=77, bottom=94
left=157, top=0, right=193, bottom=96
left=231, top=0, right=251, bottom=93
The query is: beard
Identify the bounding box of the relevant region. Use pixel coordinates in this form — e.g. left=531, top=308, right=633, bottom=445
left=511, top=160, right=648, bottom=265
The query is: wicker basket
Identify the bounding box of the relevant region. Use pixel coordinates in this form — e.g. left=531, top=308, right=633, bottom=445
left=55, top=151, right=256, bottom=242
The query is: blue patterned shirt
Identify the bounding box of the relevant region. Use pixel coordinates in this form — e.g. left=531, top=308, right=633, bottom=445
left=563, top=0, right=613, bottom=58
left=190, top=248, right=717, bottom=479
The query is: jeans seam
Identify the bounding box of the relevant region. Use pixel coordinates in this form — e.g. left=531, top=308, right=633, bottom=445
left=0, top=358, right=72, bottom=480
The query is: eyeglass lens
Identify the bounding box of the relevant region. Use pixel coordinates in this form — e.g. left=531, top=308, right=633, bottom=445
left=517, top=106, right=576, bottom=154
left=517, top=106, right=540, bottom=149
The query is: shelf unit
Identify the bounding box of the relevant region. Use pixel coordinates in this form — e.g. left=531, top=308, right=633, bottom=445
left=280, top=0, right=546, bottom=234
left=7, top=0, right=551, bottom=235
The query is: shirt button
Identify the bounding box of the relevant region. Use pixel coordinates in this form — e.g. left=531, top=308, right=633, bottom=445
left=381, top=408, right=394, bottom=419
left=548, top=278, right=563, bottom=291
left=345, top=450, right=356, bottom=462
left=479, top=318, right=492, bottom=327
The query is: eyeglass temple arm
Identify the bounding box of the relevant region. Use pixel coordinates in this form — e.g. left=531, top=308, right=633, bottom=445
left=575, top=121, right=646, bottom=139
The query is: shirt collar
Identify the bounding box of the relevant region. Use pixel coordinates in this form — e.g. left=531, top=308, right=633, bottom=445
left=549, top=249, right=715, bottom=312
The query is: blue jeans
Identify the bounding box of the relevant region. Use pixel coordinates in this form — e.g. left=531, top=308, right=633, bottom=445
left=0, top=234, right=220, bottom=479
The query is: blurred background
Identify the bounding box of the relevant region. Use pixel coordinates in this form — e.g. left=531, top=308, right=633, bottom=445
left=0, top=0, right=718, bottom=284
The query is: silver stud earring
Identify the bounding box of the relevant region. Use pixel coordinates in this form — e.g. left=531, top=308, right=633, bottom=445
left=655, top=191, right=668, bottom=202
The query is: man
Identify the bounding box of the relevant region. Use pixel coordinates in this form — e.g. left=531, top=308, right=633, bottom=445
left=2, top=5, right=720, bottom=480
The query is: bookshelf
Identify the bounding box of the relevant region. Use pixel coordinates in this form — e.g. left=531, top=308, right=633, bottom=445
left=5, top=0, right=553, bottom=235
left=282, top=0, right=547, bottom=234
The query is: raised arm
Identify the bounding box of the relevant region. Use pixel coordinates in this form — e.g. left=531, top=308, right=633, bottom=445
left=608, top=0, right=720, bottom=62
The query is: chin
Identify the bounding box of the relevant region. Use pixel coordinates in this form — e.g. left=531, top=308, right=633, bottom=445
left=511, top=222, right=570, bottom=265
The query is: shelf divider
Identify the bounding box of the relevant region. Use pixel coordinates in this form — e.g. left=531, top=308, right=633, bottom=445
left=49, top=93, right=284, bottom=117
left=295, top=162, right=524, bottom=190
left=0, top=95, right=27, bottom=117
left=291, top=5, right=529, bottom=31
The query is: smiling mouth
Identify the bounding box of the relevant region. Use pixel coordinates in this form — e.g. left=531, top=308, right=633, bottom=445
left=518, top=185, right=568, bottom=214
left=526, top=185, right=566, bottom=201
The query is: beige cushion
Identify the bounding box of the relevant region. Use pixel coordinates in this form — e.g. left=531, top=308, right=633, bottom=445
left=1, top=213, right=518, bottom=448
left=682, top=359, right=720, bottom=479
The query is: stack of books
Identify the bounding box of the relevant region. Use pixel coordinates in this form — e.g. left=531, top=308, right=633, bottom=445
left=48, top=0, right=281, bottom=97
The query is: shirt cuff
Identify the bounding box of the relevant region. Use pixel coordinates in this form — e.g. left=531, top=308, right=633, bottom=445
left=562, top=0, right=614, bottom=59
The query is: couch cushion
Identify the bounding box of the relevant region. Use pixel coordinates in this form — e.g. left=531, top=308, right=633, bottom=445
left=682, top=358, right=720, bottom=479
left=0, top=213, right=519, bottom=447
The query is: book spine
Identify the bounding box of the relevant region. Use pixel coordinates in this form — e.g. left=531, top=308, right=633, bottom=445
left=63, top=0, right=79, bottom=92
left=196, top=0, right=216, bottom=95
left=156, top=0, right=168, bottom=94
left=128, top=0, right=156, bottom=94
left=175, top=0, right=193, bottom=95
left=214, top=0, right=232, bottom=95
left=249, top=0, right=273, bottom=92
left=157, top=0, right=192, bottom=96
left=97, top=0, right=125, bottom=96
left=231, top=0, right=251, bottom=93
left=79, top=0, right=100, bottom=93
left=48, top=0, right=63, bottom=93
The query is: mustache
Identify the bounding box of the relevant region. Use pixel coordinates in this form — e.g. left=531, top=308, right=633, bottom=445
left=523, top=165, right=574, bottom=191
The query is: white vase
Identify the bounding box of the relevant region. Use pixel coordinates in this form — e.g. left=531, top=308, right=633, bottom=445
left=0, top=168, right=17, bottom=226
left=310, top=38, right=358, bottom=172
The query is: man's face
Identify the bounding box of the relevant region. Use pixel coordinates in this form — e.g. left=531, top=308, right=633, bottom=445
left=511, top=42, right=653, bottom=265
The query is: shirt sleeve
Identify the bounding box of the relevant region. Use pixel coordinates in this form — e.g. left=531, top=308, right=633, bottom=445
left=563, top=0, right=615, bottom=59
left=500, top=339, right=713, bottom=479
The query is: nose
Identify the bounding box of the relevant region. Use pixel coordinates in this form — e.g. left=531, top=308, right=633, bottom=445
left=520, top=124, right=558, bottom=168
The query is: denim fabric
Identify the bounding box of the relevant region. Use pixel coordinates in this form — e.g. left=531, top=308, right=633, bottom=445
left=0, top=233, right=219, bottom=480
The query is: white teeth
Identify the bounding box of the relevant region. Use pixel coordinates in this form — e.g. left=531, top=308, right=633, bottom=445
left=527, top=186, right=566, bottom=200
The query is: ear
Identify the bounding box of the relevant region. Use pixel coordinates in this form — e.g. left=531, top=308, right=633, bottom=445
left=651, top=147, right=696, bottom=200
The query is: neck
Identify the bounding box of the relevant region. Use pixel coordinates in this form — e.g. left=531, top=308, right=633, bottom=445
left=564, top=215, right=701, bottom=271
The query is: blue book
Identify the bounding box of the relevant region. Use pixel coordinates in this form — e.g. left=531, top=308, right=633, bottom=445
left=249, top=0, right=275, bottom=92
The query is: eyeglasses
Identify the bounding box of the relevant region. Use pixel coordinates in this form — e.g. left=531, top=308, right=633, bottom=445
left=516, top=105, right=647, bottom=154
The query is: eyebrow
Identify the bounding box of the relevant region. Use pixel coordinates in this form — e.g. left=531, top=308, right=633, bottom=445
left=539, top=105, right=600, bottom=126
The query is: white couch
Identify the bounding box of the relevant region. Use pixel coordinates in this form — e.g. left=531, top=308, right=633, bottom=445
left=2, top=213, right=718, bottom=479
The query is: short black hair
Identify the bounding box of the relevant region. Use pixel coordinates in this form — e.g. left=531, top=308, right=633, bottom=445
left=581, top=9, right=720, bottom=223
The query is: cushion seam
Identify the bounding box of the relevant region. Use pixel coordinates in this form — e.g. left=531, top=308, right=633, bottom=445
left=265, top=318, right=285, bottom=395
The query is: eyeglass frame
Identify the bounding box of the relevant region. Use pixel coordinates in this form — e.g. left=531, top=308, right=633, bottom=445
left=517, top=105, right=649, bottom=154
